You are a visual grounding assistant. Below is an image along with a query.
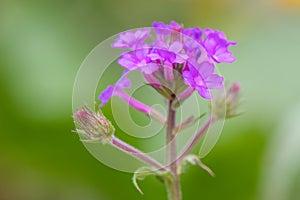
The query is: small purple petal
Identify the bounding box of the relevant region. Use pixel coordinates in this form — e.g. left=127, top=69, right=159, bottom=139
left=174, top=53, right=188, bottom=64
left=117, top=75, right=131, bottom=89
left=213, top=52, right=236, bottom=63
left=98, top=86, right=114, bottom=106
left=196, top=87, right=212, bottom=99
left=98, top=72, right=132, bottom=106
left=182, top=70, right=193, bottom=85
left=112, top=28, right=150, bottom=50
left=147, top=53, right=161, bottom=61
left=206, top=74, right=224, bottom=89
left=118, top=53, right=138, bottom=70
left=183, top=60, right=224, bottom=99
left=142, top=63, right=159, bottom=74
left=152, top=21, right=170, bottom=36
left=183, top=27, right=202, bottom=40
left=134, top=28, right=151, bottom=40
left=169, top=21, right=183, bottom=32
left=157, top=49, right=176, bottom=63
left=135, top=49, right=149, bottom=60
left=196, top=62, right=214, bottom=79
left=169, top=41, right=183, bottom=53
left=183, top=37, right=204, bottom=59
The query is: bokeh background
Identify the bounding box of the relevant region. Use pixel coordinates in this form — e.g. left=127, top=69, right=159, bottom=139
left=1, top=0, right=300, bottom=199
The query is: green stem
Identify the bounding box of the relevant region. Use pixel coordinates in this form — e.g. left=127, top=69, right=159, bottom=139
left=165, top=99, right=182, bottom=200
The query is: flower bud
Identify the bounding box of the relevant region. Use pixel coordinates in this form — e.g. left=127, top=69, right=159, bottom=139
left=226, top=82, right=241, bottom=118
left=73, top=105, right=115, bottom=144
left=211, top=82, right=241, bottom=119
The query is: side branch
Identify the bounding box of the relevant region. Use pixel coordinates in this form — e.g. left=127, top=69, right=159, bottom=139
left=116, top=90, right=166, bottom=123
left=178, top=116, right=216, bottom=164
left=111, top=135, right=166, bottom=171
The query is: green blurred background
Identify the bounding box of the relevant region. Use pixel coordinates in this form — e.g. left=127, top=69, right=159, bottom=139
left=1, top=0, right=300, bottom=199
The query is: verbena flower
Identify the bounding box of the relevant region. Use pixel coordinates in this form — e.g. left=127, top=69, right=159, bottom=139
left=100, top=21, right=236, bottom=105
left=150, top=41, right=187, bottom=64
left=182, top=61, right=224, bottom=99
left=183, top=27, right=236, bottom=63
left=112, top=28, right=150, bottom=50
left=202, top=28, right=237, bottom=63
left=118, top=49, right=159, bottom=74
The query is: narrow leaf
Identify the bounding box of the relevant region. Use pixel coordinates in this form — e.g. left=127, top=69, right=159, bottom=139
left=181, top=154, right=215, bottom=176
left=132, top=167, right=168, bottom=194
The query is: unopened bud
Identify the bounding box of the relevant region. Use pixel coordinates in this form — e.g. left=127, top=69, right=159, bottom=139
left=226, top=82, right=241, bottom=118
left=73, top=105, right=115, bottom=143
left=211, top=82, right=242, bottom=119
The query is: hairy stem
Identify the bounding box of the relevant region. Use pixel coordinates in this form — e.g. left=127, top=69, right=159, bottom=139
left=111, top=136, right=166, bottom=171
left=165, top=99, right=181, bottom=200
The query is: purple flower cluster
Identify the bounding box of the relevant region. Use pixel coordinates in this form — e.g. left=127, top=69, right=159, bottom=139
left=99, top=21, right=236, bottom=106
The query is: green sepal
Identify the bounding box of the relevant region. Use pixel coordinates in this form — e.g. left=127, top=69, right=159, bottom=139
left=174, top=80, right=188, bottom=95
left=152, top=85, right=174, bottom=100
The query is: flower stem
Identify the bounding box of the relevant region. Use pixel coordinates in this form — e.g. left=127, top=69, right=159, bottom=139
left=111, top=135, right=166, bottom=171
left=116, top=90, right=166, bottom=123
left=165, top=99, right=182, bottom=200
